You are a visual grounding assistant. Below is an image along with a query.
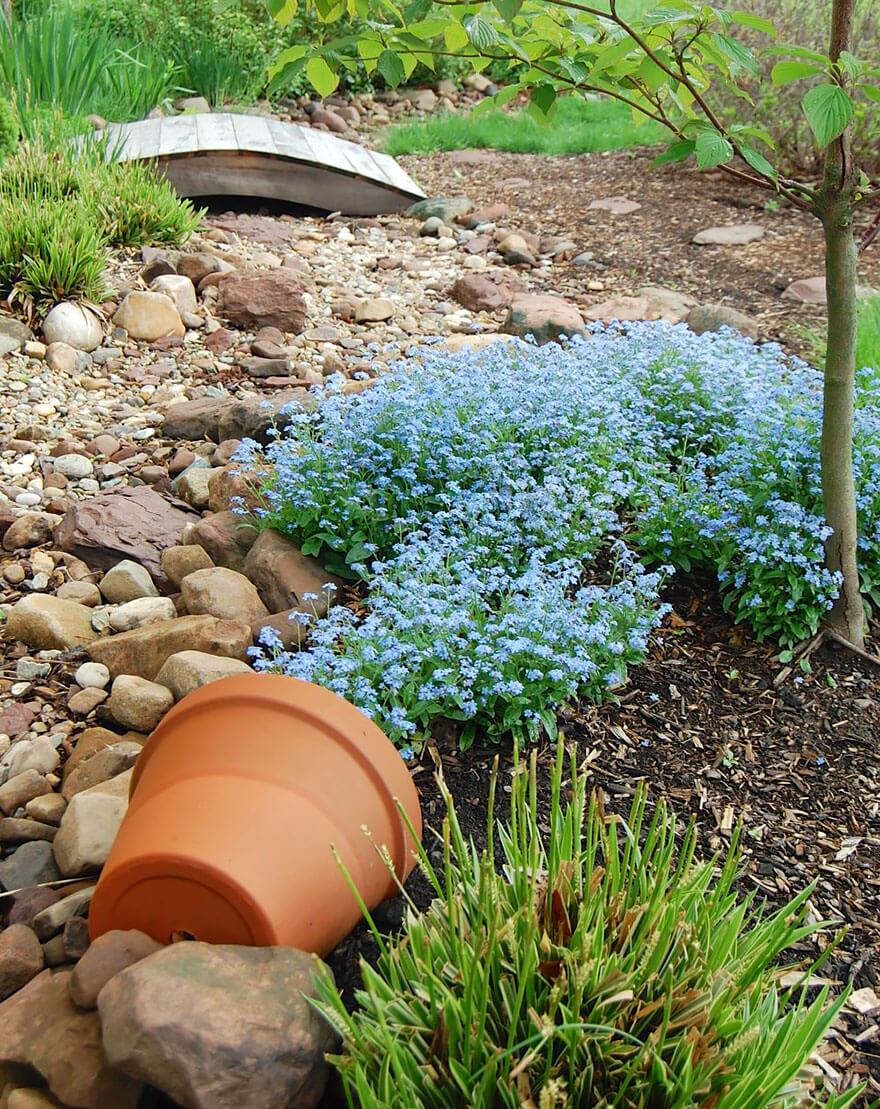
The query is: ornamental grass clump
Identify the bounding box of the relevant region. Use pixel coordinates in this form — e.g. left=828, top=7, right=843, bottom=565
left=247, top=325, right=880, bottom=745
left=314, top=744, right=859, bottom=1109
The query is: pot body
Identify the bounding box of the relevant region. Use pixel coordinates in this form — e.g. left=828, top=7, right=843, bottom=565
left=88, top=674, right=422, bottom=955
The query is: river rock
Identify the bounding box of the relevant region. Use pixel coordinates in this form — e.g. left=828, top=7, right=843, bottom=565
left=0, top=316, right=33, bottom=356
left=243, top=529, right=341, bottom=614
left=154, top=651, right=252, bottom=700
left=504, top=294, right=586, bottom=345
left=0, top=841, right=60, bottom=891
left=685, top=303, right=759, bottom=341
left=2, top=513, right=55, bottom=551
left=0, top=923, right=44, bottom=1000
left=0, top=968, right=141, bottom=1108
left=149, top=274, right=197, bottom=316
left=99, top=943, right=335, bottom=1109
left=70, top=930, right=163, bottom=1010
left=113, top=292, right=185, bottom=341
left=61, top=741, right=142, bottom=800
left=160, top=544, right=215, bottom=587
left=215, top=270, right=308, bottom=333
left=5, top=735, right=61, bottom=777
left=108, top=596, right=176, bottom=633
left=54, top=487, right=196, bottom=588
left=185, top=511, right=259, bottom=571
left=180, top=566, right=269, bottom=624
left=6, top=594, right=97, bottom=650
left=42, top=303, right=103, bottom=351
left=88, top=614, right=252, bottom=680
left=0, top=769, right=52, bottom=816
left=450, top=272, right=525, bottom=312
left=53, top=770, right=133, bottom=877
left=99, top=559, right=159, bottom=604
left=407, top=196, right=473, bottom=222
left=108, top=677, right=173, bottom=733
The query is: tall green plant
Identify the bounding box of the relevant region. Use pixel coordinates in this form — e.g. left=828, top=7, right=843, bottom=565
left=316, top=744, right=860, bottom=1108
left=269, top=0, right=880, bottom=652
left=0, top=95, right=17, bottom=161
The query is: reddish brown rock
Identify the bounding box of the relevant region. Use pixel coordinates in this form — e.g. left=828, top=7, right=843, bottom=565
left=0, top=923, right=44, bottom=1000
left=54, top=487, right=196, bottom=589
left=69, top=930, right=163, bottom=1010
left=243, top=529, right=342, bottom=615
left=504, top=294, right=586, bottom=345
left=184, top=511, right=259, bottom=572
left=450, top=272, right=526, bottom=313
left=0, top=968, right=141, bottom=1108
left=98, top=943, right=335, bottom=1109
left=216, top=270, right=308, bottom=334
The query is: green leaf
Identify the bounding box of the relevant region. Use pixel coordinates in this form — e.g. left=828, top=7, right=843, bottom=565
left=306, top=55, right=339, bottom=96
left=837, top=51, right=861, bottom=79
left=377, top=48, right=406, bottom=87
left=444, top=22, right=469, bottom=51
left=801, top=83, right=854, bottom=147
left=652, top=139, right=696, bottom=167
left=771, top=60, right=824, bottom=86
left=713, top=33, right=759, bottom=78
left=695, top=131, right=734, bottom=168
left=858, top=82, right=880, bottom=104
left=739, top=143, right=778, bottom=181
left=493, top=0, right=524, bottom=20
left=464, top=14, right=498, bottom=50
left=530, top=84, right=556, bottom=115
left=266, top=0, right=298, bottom=25
left=731, top=11, right=775, bottom=37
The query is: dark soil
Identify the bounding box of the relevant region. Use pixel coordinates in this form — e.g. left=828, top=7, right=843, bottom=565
left=326, top=579, right=879, bottom=1102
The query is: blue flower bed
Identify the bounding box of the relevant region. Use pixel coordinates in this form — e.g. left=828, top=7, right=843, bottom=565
left=242, top=322, right=880, bottom=746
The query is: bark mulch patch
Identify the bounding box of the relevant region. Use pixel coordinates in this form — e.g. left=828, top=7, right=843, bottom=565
left=326, top=579, right=879, bottom=1104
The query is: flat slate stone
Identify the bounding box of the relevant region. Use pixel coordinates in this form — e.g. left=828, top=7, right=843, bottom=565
left=693, top=224, right=765, bottom=245
left=91, top=114, right=425, bottom=216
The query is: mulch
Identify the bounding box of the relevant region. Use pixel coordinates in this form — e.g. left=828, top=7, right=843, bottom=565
left=323, top=148, right=880, bottom=1105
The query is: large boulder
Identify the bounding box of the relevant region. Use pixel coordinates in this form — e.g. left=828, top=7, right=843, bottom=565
left=215, top=270, right=308, bottom=333
left=99, top=943, right=336, bottom=1109
left=160, top=391, right=315, bottom=447
left=54, top=487, right=197, bottom=588
left=0, top=968, right=141, bottom=1108
left=6, top=594, right=98, bottom=650
left=88, top=614, right=252, bottom=681
left=504, top=294, right=586, bottom=345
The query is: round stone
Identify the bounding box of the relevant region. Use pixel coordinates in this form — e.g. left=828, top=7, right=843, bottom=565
left=74, top=662, right=111, bottom=690
left=52, top=454, right=94, bottom=479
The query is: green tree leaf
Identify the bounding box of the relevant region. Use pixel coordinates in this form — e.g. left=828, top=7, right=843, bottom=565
left=377, top=48, right=406, bottom=87
left=713, top=33, right=759, bottom=78
left=530, top=84, right=556, bottom=115
left=739, top=143, right=778, bottom=181
left=695, top=131, right=734, bottom=168
left=771, top=60, right=825, bottom=86
left=731, top=11, right=775, bottom=36
left=801, top=83, right=854, bottom=147
left=652, top=138, right=696, bottom=166
left=306, top=55, right=339, bottom=96
left=859, top=83, right=880, bottom=104
left=464, top=15, right=499, bottom=50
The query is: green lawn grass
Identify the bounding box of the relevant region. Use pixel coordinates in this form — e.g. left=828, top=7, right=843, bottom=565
left=382, top=94, right=665, bottom=156
left=856, top=294, right=880, bottom=374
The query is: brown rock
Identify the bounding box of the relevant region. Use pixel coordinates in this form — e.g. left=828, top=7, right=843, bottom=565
left=203, top=326, right=234, bottom=355
left=98, top=943, right=335, bottom=1109
left=6, top=595, right=97, bottom=650
left=0, top=702, right=37, bottom=739
left=62, top=741, right=143, bottom=800
left=87, top=615, right=252, bottom=681
left=504, top=294, right=586, bottom=345
left=160, top=544, right=215, bottom=588
left=2, top=514, right=54, bottom=551
left=0, top=817, right=56, bottom=844
left=63, top=727, right=134, bottom=782
left=0, top=769, right=52, bottom=816
left=186, top=511, right=259, bottom=572
left=107, top=678, right=173, bottom=734
left=450, top=272, right=525, bottom=313
left=685, top=304, right=759, bottom=341
left=0, top=968, right=141, bottom=1107
left=180, top=566, right=269, bottom=624
left=112, top=291, right=184, bottom=342
left=7, top=886, right=60, bottom=925
left=52, top=771, right=133, bottom=877
left=207, top=466, right=265, bottom=513
left=54, top=487, right=197, bottom=589
left=161, top=398, right=231, bottom=442
left=69, top=930, right=163, bottom=1010
left=67, top=687, right=109, bottom=715
left=25, top=793, right=68, bottom=826
left=216, top=270, right=308, bottom=334
left=0, top=923, right=44, bottom=1000
left=154, top=651, right=252, bottom=701
left=62, top=915, right=91, bottom=960
left=243, top=530, right=342, bottom=615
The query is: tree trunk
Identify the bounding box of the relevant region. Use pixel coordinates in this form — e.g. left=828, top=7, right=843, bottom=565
left=818, top=0, right=864, bottom=648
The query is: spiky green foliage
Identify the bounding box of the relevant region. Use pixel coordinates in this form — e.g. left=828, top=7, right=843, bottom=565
left=315, top=744, right=861, bottom=1109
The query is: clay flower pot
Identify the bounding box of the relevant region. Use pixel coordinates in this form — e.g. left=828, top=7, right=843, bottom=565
left=88, top=674, right=422, bottom=955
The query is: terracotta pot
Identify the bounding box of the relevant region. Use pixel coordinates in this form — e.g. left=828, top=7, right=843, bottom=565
left=88, top=674, right=421, bottom=955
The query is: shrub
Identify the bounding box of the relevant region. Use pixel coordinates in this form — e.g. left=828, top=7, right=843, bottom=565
left=0, top=142, right=203, bottom=312
left=315, top=744, right=860, bottom=1109
left=0, top=95, right=17, bottom=162
left=247, top=327, right=880, bottom=746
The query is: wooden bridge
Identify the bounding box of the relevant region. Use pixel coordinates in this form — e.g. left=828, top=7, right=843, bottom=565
left=101, top=113, right=425, bottom=216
